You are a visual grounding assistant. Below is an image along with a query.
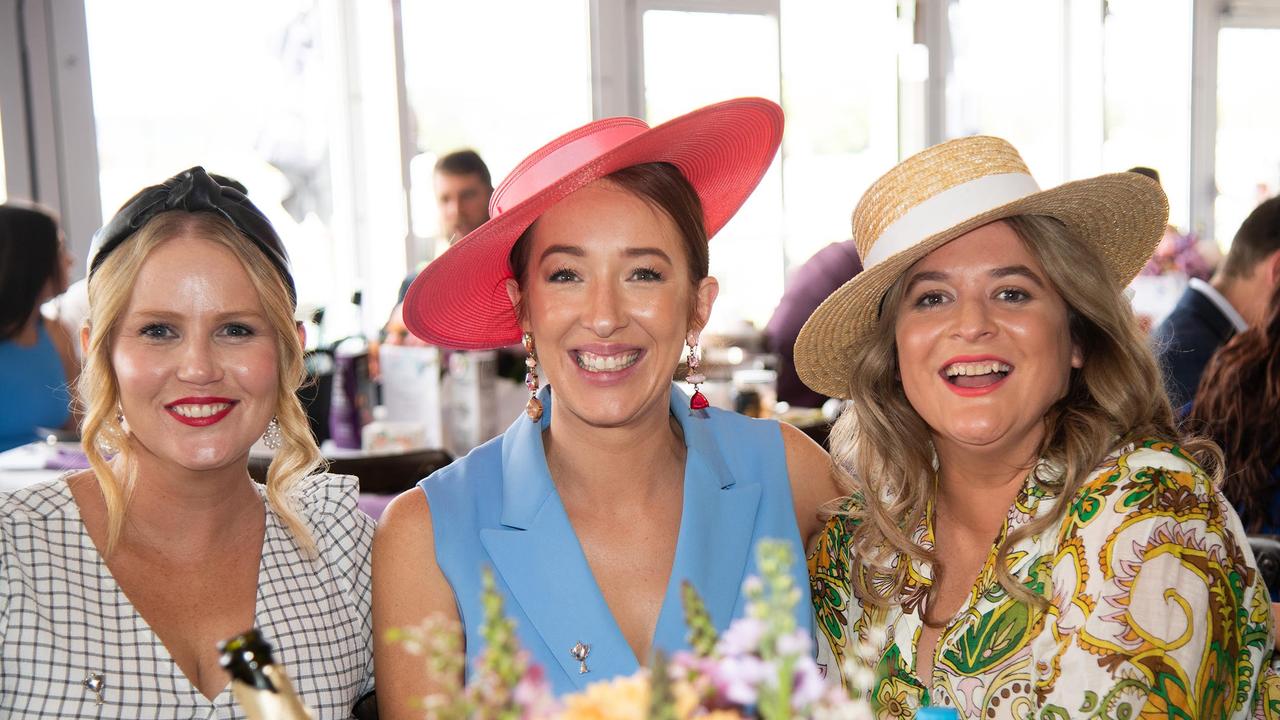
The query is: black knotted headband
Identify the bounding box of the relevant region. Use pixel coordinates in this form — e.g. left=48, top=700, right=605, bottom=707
left=87, top=166, right=296, bottom=306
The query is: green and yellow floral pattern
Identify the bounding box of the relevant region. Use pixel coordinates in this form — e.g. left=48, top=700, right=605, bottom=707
left=809, top=440, right=1280, bottom=719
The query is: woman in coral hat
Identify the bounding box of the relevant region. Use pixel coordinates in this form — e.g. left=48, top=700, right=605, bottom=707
left=372, top=98, right=841, bottom=706
left=799, top=136, right=1276, bottom=718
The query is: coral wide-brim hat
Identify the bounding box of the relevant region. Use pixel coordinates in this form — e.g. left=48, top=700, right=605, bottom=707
left=403, top=97, right=784, bottom=350
left=794, top=135, right=1168, bottom=399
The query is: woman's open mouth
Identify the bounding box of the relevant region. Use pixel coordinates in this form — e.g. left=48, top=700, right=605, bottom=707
left=940, top=359, right=1012, bottom=394
left=574, top=349, right=641, bottom=373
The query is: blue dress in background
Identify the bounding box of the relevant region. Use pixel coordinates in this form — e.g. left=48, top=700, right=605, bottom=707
left=0, top=322, right=70, bottom=452
left=422, top=383, right=812, bottom=696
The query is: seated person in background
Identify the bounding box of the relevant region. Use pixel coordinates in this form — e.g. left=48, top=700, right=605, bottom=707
left=764, top=239, right=862, bottom=408
left=1187, top=279, right=1280, bottom=534
left=1155, top=194, right=1280, bottom=409
left=373, top=98, right=841, bottom=706
left=0, top=168, right=372, bottom=717
left=798, top=136, right=1275, bottom=717
left=0, top=204, right=78, bottom=451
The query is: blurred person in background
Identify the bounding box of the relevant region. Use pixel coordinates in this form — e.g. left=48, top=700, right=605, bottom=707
left=1187, top=279, right=1280, bottom=534
left=434, top=149, right=493, bottom=245
left=373, top=149, right=494, bottom=365
left=0, top=204, right=78, bottom=451
left=0, top=169, right=373, bottom=717
left=764, top=238, right=862, bottom=408
left=1155, top=194, right=1280, bottom=409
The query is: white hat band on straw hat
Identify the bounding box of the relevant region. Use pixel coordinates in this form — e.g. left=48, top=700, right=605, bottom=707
left=862, top=172, right=1041, bottom=269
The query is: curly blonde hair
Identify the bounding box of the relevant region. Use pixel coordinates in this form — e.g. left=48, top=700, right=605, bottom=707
left=829, top=215, right=1220, bottom=610
left=79, top=211, right=321, bottom=556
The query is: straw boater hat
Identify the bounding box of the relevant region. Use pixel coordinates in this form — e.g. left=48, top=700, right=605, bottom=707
left=794, top=135, right=1168, bottom=400
left=403, top=97, right=784, bottom=350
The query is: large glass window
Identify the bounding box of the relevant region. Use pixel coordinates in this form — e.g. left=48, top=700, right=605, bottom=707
left=399, top=0, right=593, bottom=260
left=642, top=9, right=783, bottom=330
left=1103, top=0, right=1193, bottom=230
left=1215, top=27, right=1280, bottom=250
left=637, top=2, right=902, bottom=330
left=778, top=0, right=899, bottom=266
left=84, top=0, right=348, bottom=334
left=947, top=0, right=1065, bottom=185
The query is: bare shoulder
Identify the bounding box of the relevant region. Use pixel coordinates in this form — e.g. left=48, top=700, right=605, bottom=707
left=375, top=486, right=434, bottom=546
left=373, top=488, right=460, bottom=719
left=779, top=422, right=842, bottom=542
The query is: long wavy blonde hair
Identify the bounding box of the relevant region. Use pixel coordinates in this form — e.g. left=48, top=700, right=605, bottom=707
left=79, top=211, right=322, bottom=556
left=829, top=215, right=1221, bottom=609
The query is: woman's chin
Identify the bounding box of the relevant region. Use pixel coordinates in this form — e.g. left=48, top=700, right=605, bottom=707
left=553, top=378, right=670, bottom=429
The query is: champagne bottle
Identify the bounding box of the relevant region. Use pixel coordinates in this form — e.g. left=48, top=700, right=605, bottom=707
left=218, top=629, right=314, bottom=720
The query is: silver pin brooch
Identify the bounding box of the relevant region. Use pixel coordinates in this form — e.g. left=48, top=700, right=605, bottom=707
left=569, top=641, right=591, bottom=674
left=83, top=672, right=106, bottom=705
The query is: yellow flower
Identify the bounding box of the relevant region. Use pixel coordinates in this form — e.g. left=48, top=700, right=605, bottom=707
left=555, top=675, right=699, bottom=720
left=700, top=712, right=748, bottom=720
left=873, top=677, right=919, bottom=720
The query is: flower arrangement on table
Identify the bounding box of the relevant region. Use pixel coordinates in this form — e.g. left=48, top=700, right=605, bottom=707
left=389, top=540, right=880, bottom=719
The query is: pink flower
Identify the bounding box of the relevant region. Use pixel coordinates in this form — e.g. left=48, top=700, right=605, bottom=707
left=791, top=654, right=826, bottom=709
left=714, top=654, right=773, bottom=705
left=716, top=617, right=766, bottom=657
left=777, top=629, right=812, bottom=657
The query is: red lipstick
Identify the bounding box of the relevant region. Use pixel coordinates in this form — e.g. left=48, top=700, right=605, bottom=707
left=164, top=396, right=237, bottom=427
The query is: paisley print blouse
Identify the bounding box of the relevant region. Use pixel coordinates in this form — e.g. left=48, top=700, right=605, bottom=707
left=810, top=439, right=1280, bottom=719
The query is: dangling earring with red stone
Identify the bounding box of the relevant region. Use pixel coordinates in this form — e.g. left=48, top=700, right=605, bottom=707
left=524, top=332, right=544, bottom=422
left=686, top=337, right=709, bottom=415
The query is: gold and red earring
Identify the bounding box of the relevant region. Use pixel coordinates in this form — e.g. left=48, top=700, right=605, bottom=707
left=686, top=338, right=709, bottom=414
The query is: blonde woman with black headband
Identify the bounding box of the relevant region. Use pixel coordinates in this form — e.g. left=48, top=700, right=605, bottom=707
left=0, top=168, right=373, bottom=718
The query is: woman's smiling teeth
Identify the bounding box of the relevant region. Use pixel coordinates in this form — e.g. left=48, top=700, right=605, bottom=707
left=943, top=361, right=1012, bottom=378
left=943, top=361, right=1013, bottom=388
left=169, top=403, right=232, bottom=418
left=575, top=350, right=640, bottom=373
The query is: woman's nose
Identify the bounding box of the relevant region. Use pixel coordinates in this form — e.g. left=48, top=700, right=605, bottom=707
left=586, top=280, right=625, bottom=337
left=951, top=297, right=997, bottom=341
left=176, top=339, right=223, bottom=384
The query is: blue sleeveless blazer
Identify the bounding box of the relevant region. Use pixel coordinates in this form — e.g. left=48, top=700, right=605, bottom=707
left=422, top=383, right=812, bottom=696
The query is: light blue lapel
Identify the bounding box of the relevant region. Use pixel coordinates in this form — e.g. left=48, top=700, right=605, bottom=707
left=651, top=386, right=761, bottom=651
left=480, top=386, right=636, bottom=689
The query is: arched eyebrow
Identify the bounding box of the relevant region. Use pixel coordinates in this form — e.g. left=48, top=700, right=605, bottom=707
left=623, top=247, right=672, bottom=263
left=903, top=270, right=948, bottom=294
left=538, top=244, right=586, bottom=262
left=990, top=264, right=1047, bottom=288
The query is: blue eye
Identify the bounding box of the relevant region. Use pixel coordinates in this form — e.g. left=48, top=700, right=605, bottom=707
left=140, top=323, right=175, bottom=339
left=631, top=267, right=663, bottom=281
left=548, top=267, right=579, bottom=283
left=222, top=323, right=256, bottom=337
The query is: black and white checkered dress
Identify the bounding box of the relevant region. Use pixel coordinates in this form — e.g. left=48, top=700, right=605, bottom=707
left=0, top=473, right=374, bottom=719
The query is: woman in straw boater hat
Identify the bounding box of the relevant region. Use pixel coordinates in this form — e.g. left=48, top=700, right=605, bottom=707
left=373, top=98, right=840, bottom=703
left=798, top=137, right=1278, bottom=718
